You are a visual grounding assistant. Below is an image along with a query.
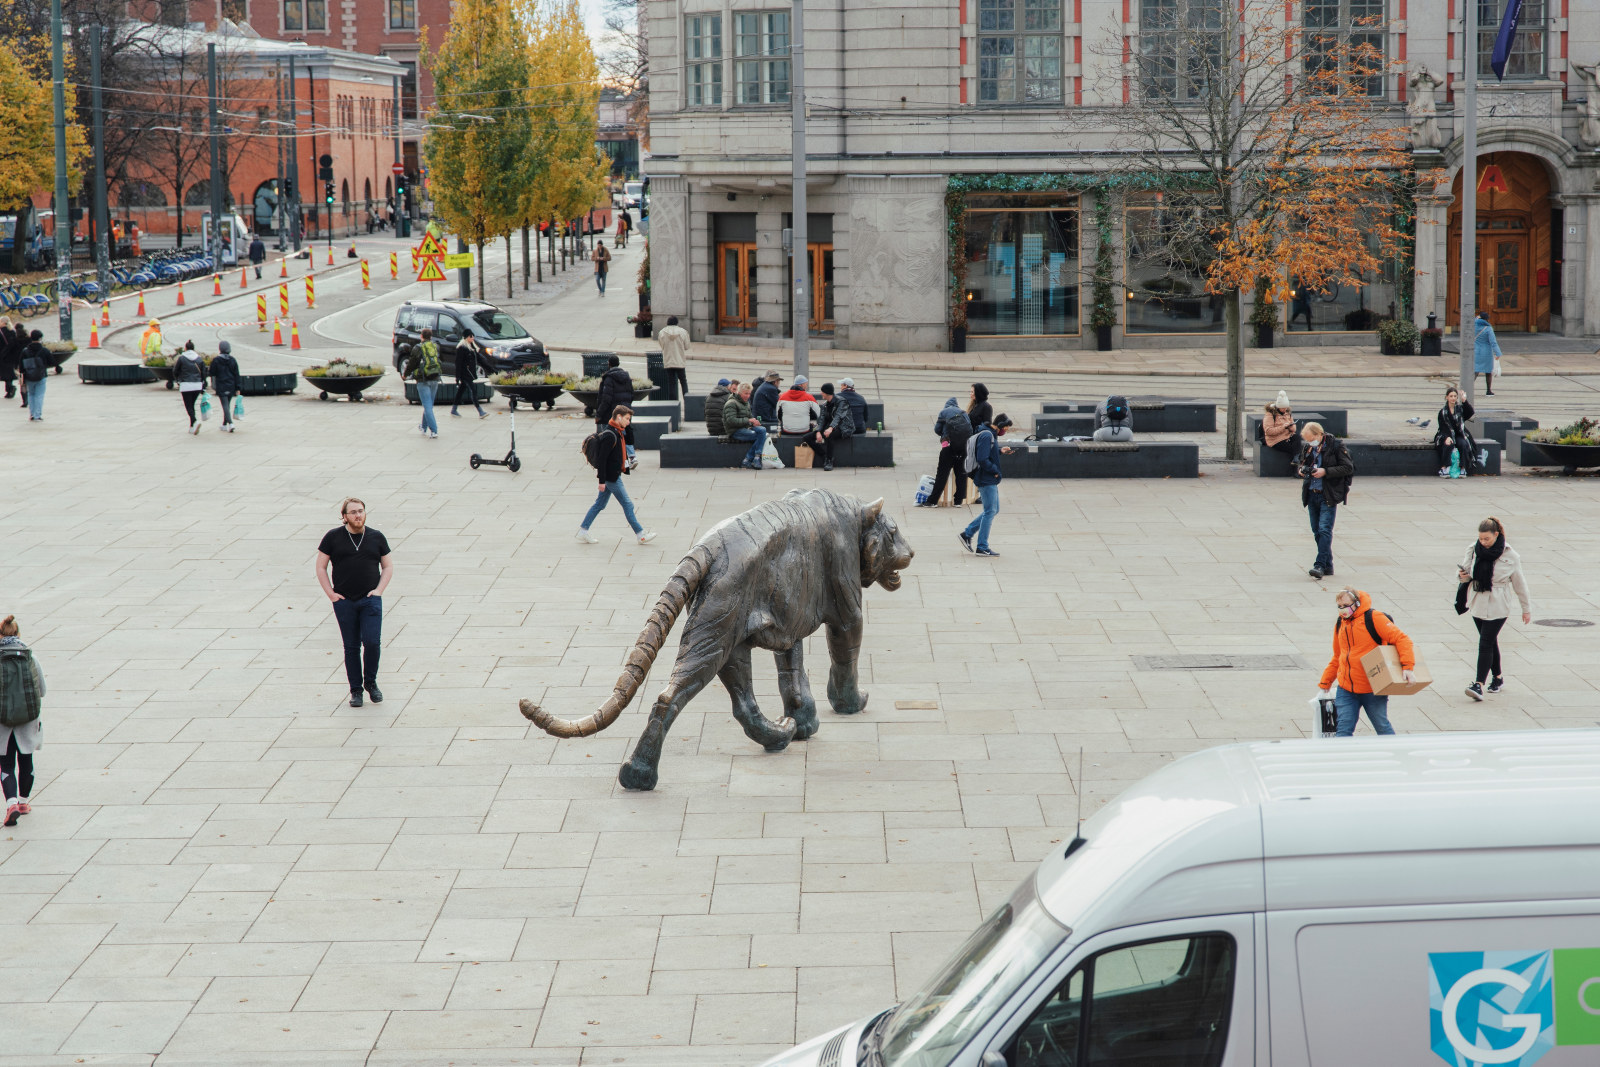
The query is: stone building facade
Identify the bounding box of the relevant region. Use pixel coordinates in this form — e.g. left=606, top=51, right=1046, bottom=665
left=644, top=0, right=1600, bottom=351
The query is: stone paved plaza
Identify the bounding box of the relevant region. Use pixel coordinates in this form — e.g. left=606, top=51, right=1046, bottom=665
left=4, top=252, right=1600, bottom=1065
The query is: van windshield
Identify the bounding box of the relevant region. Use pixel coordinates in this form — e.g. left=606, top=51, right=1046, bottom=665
left=469, top=309, right=530, bottom=340
left=878, top=875, right=1067, bottom=1067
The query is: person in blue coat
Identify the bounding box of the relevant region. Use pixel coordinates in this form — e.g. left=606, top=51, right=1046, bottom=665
left=1473, top=310, right=1502, bottom=396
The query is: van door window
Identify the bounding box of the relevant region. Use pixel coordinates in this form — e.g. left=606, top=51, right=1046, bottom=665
left=395, top=307, right=414, bottom=332
left=439, top=315, right=463, bottom=341
left=1005, top=934, right=1235, bottom=1067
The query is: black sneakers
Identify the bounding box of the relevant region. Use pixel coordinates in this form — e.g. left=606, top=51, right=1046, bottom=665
left=958, top=531, right=974, bottom=554
left=1487, top=677, right=1504, bottom=694
left=1465, top=682, right=1485, bottom=701
left=366, top=685, right=384, bottom=704
left=350, top=691, right=364, bottom=708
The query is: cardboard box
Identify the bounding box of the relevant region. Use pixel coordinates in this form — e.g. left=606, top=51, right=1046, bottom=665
left=1360, top=644, right=1432, bottom=695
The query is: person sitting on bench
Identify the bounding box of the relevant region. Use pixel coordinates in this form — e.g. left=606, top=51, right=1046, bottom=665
left=1261, top=390, right=1298, bottom=454
left=1093, top=395, right=1134, bottom=442
left=777, top=376, right=820, bottom=435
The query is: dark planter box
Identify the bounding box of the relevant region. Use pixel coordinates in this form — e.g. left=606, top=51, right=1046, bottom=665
left=1380, top=338, right=1415, bottom=355
left=490, top=383, right=566, bottom=410
left=1095, top=325, right=1113, bottom=351
left=79, top=362, right=157, bottom=385
left=1003, top=440, right=1200, bottom=479
left=405, top=381, right=492, bottom=405
left=238, top=372, right=297, bottom=396
left=950, top=326, right=967, bottom=353
left=1420, top=332, right=1443, bottom=356
left=633, top=322, right=652, bottom=338
left=1256, top=324, right=1274, bottom=349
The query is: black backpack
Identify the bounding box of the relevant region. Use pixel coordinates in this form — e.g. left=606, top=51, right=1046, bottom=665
left=1335, top=609, right=1393, bottom=645
left=1103, top=395, right=1130, bottom=423
left=580, top=427, right=615, bottom=470
left=0, top=645, right=42, bottom=728
left=940, top=409, right=972, bottom=444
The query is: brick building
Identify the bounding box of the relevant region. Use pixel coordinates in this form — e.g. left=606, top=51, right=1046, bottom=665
left=644, top=0, right=1600, bottom=352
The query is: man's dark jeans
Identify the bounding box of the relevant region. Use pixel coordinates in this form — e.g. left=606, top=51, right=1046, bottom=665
left=1306, top=496, right=1337, bottom=573
left=332, top=595, right=382, bottom=693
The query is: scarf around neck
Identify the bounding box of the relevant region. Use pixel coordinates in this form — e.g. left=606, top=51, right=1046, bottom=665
left=1472, top=534, right=1505, bottom=593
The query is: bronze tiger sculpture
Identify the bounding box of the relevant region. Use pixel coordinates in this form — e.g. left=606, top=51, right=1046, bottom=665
left=521, top=489, right=914, bottom=790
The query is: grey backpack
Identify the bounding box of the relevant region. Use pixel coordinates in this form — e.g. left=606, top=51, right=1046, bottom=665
left=0, top=646, right=42, bottom=728
left=963, top=430, right=990, bottom=474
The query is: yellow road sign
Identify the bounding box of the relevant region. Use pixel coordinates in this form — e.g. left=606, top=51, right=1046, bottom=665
left=416, top=233, right=447, bottom=257
left=416, top=257, right=447, bottom=282
left=443, top=252, right=474, bottom=270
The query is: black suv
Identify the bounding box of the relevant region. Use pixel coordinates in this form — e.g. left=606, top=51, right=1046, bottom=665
left=391, top=300, right=547, bottom=373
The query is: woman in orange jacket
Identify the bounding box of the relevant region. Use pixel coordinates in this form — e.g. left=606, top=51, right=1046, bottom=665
left=1318, top=587, right=1416, bottom=736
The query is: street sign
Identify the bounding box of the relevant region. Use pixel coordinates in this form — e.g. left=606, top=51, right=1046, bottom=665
left=416, top=257, right=447, bottom=282
left=416, top=233, right=446, bottom=257
left=443, top=252, right=474, bottom=269
left=391, top=162, right=405, bottom=177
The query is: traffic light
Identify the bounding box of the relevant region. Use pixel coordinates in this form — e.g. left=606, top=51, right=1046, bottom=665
left=395, top=173, right=405, bottom=203
left=317, top=153, right=334, bottom=182
left=324, top=182, right=335, bottom=207
left=282, top=178, right=293, bottom=200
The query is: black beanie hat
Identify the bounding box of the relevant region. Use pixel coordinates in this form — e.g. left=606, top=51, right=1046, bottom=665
left=972, top=383, right=989, bottom=402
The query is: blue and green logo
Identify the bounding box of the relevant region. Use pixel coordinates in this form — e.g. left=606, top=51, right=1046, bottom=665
left=1429, top=949, right=1600, bottom=1066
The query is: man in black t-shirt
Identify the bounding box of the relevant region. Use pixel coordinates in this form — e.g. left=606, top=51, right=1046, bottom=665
left=315, top=497, right=393, bottom=707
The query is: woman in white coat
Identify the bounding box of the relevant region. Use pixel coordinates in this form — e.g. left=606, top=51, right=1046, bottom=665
left=0, top=615, right=44, bottom=825
left=1458, top=516, right=1533, bottom=700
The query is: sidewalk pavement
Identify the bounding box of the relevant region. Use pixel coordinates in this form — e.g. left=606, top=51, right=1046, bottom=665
left=509, top=243, right=1599, bottom=376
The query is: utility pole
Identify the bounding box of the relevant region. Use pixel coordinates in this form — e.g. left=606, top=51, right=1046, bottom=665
left=788, top=0, right=809, bottom=380
left=50, top=0, right=71, bottom=340
left=1458, top=1, right=1479, bottom=404
left=91, top=26, right=110, bottom=292
left=275, top=59, right=286, bottom=251
left=208, top=44, right=223, bottom=270
left=287, top=55, right=302, bottom=252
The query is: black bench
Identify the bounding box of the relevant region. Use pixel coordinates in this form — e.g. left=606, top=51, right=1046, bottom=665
left=1031, top=413, right=1095, bottom=438
left=684, top=393, right=885, bottom=428
left=1245, top=412, right=1332, bottom=455
left=661, top=432, right=895, bottom=468
left=1041, top=398, right=1216, bottom=433
left=628, top=417, right=674, bottom=451
left=1002, top=440, right=1199, bottom=479
left=629, top=400, right=682, bottom=431
left=1255, top=438, right=1501, bottom=477
left=1470, top=410, right=1539, bottom=446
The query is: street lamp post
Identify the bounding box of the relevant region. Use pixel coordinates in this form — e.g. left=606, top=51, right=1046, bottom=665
left=50, top=0, right=71, bottom=340
left=90, top=26, right=111, bottom=293
left=789, top=0, right=809, bottom=381
left=1458, top=1, right=1480, bottom=404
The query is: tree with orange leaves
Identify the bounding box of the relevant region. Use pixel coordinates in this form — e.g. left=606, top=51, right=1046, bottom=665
left=1084, top=3, right=1415, bottom=458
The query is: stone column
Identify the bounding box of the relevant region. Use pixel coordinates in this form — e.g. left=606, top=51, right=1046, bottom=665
left=649, top=177, right=690, bottom=331
left=1585, top=196, right=1600, bottom=338
left=1412, top=193, right=1450, bottom=330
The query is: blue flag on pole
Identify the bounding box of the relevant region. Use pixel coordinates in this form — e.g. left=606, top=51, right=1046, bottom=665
left=1490, top=0, right=1525, bottom=81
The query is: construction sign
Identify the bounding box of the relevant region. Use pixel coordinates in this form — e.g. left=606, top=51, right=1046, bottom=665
left=416, top=256, right=448, bottom=282
left=416, top=232, right=447, bottom=257
left=443, top=252, right=474, bottom=270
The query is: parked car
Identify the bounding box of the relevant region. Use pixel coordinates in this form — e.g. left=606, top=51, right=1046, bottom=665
left=391, top=299, right=546, bottom=373
left=757, top=728, right=1600, bottom=1067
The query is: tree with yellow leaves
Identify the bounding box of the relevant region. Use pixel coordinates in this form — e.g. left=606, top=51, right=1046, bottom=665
left=0, top=37, right=87, bottom=272
left=424, top=0, right=535, bottom=299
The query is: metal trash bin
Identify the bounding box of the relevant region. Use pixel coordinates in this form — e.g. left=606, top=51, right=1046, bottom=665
left=646, top=350, right=675, bottom=400
left=581, top=351, right=614, bottom=378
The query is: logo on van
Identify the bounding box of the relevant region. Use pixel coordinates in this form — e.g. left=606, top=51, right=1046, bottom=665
left=1429, top=950, right=1600, bottom=1066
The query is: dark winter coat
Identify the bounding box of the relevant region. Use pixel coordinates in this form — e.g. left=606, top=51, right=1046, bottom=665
left=454, top=340, right=491, bottom=384
left=248, top=237, right=266, bottom=264
left=1434, top=400, right=1479, bottom=472
left=935, top=397, right=973, bottom=450
left=751, top=380, right=781, bottom=422
left=209, top=353, right=241, bottom=394
left=592, top=425, right=626, bottom=483
left=704, top=384, right=731, bottom=436
left=1299, top=434, right=1354, bottom=506
left=595, top=366, right=634, bottom=423
left=817, top=396, right=854, bottom=438
left=969, top=424, right=1004, bottom=487
left=839, top=388, right=869, bottom=435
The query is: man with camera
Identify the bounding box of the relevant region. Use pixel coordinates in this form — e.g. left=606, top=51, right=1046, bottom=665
left=1298, top=422, right=1354, bottom=581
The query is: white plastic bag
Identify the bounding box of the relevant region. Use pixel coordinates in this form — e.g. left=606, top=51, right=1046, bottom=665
left=1309, top=691, right=1338, bottom=739
left=1493, top=356, right=1504, bottom=376
left=914, top=474, right=935, bottom=505
left=760, top=439, right=784, bottom=469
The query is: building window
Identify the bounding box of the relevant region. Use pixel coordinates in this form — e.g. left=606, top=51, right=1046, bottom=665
left=1477, top=0, right=1546, bottom=79
left=222, top=0, right=247, bottom=21
left=1304, top=0, right=1385, bottom=96
left=1124, top=196, right=1226, bottom=334
left=687, top=14, right=723, bottom=107
left=1138, top=0, right=1224, bottom=99
left=389, top=0, right=415, bottom=29
left=963, top=194, right=1081, bottom=336
left=734, top=11, right=790, bottom=105
left=978, top=0, right=1063, bottom=103
left=285, top=0, right=326, bottom=30
left=398, top=60, right=418, bottom=119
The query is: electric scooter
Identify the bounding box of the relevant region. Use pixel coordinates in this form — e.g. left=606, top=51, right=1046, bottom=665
left=470, top=410, right=521, bottom=473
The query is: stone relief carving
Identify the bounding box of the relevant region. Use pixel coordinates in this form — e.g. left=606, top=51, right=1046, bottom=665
left=1574, top=63, right=1600, bottom=148
left=1477, top=92, right=1553, bottom=119
left=1408, top=65, right=1444, bottom=149
left=850, top=196, right=944, bottom=323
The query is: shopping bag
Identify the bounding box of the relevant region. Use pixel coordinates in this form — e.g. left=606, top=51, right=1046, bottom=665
left=1309, top=692, right=1338, bottom=739
left=232, top=395, right=245, bottom=420
left=760, top=439, right=784, bottom=470
left=793, top=442, right=814, bottom=469
left=914, top=474, right=935, bottom=505
left=1493, top=356, right=1505, bottom=376
left=199, top=391, right=212, bottom=421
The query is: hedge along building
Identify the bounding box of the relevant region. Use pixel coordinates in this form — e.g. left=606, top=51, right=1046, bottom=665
left=644, top=0, right=1600, bottom=352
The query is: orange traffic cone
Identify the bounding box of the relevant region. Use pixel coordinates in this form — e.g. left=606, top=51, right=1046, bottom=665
left=348, top=240, right=357, bottom=260
left=137, top=291, right=146, bottom=317
left=289, top=320, right=302, bottom=350
left=240, top=266, right=248, bottom=288
left=325, top=245, right=334, bottom=266
left=270, top=319, right=284, bottom=346
left=100, top=301, right=110, bottom=327
left=176, top=280, right=186, bottom=306
left=280, top=257, right=288, bottom=278
left=212, top=273, right=222, bottom=296
left=88, top=320, right=100, bottom=349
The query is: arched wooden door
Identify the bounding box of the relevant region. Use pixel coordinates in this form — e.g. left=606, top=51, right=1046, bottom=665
left=1447, top=152, right=1552, bottom=332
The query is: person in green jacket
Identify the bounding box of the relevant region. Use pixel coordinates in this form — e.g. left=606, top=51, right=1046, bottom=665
left=722, top=383, right=768, bottom=470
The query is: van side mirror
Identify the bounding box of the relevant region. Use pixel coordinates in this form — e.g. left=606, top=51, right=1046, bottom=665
left=980, top=1053, right=1007, bottom=1067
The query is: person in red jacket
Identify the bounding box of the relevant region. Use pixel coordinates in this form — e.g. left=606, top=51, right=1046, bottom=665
left=1318, top=587, right=1416, bottom=736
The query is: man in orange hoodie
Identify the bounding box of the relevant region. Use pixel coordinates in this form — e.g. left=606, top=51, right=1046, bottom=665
left=1318, top=587, right=1416, bottom=737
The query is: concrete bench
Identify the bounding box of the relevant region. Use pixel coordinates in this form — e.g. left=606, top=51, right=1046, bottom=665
left=684, top=393, right=885, bottom=428
left=1002, top=440, right=1199, bottom=479
left=1031, top=413, right=1095, bottom=438
left=1470, top=410, right=1538, bottom=446
left=1255, top=438, right=1501, bottom=477
left=629, top=400, right=681, bottom=431
left=1245, top=412, right=1332, bottom=453
left=628, top=417, right=674, bottom=451
left=661, top=432, right=895, bottom=468
left=1041, top=398, right=1216, bottom=433
left=1505, top=430, right=1559, bottom=467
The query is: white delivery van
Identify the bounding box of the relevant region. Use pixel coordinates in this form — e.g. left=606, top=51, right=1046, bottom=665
left=761, top=730, right=1600, bottom=1067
